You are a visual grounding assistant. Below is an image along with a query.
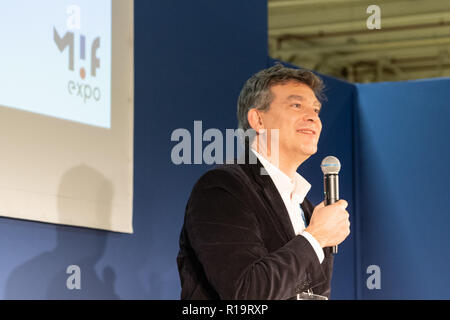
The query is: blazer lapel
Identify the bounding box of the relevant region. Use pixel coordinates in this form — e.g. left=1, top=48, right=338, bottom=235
left=240, top=150, right=296, bottom=242
left=261, top=178, right=296, bottom=241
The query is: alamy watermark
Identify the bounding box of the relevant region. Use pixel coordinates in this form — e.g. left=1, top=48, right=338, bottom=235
left=366, top=264, right=381, bottom=290
left=367, top=5, right=381, bottom=30
left=66, top=264, right=81, bottom=290
left=170, top=121, right=279, bottom=172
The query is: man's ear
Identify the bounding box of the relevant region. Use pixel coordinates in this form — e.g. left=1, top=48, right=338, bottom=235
left=247, top=108, right=264, bottom=132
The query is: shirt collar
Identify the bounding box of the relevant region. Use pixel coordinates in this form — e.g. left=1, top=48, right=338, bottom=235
left=251, top=148, right=311, bottom=205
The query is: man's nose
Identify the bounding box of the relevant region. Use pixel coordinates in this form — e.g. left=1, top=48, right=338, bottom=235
left=303, top=107, right=320, bottom=122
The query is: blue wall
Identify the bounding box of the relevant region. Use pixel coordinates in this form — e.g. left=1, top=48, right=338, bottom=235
left=133, top=0, right=269, bottom=299
left=355, top=79, right=450, bottom=299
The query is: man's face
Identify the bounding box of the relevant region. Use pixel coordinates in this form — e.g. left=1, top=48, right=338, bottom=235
left=258, top=81, right=322, bottom=162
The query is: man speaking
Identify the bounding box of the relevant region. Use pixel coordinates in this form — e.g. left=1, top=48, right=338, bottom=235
left=177, top=64, right=350, bottom=299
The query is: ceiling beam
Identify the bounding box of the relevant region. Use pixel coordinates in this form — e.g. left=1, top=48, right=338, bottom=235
left=269, top=11, right=450, bottom=37
left=268, top=0, right=365, bottom=9
left=272, top=36, right=450, bottom=55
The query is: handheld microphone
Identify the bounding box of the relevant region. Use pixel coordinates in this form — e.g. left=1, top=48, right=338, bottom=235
left=321, top=156, right=341, bottom=254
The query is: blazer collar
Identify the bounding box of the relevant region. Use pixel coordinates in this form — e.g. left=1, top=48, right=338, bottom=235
left=238, top=145, right=298, bottom=241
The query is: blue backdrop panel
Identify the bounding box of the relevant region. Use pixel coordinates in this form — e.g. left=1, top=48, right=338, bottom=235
left=0, top=0, right=268, bottom=299
left=355, top=78, right=450, bottom=299
left=136, top=0, right=268, bottom=299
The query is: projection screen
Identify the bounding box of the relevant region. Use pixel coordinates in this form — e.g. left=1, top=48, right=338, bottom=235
left=0, top=0, right=134, bottom=233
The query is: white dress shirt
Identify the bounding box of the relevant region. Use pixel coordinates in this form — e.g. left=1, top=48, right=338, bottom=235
left=251, top=149, right=325, bottom=263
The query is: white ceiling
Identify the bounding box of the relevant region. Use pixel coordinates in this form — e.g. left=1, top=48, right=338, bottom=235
left=269, top=0, right=450, bottom=83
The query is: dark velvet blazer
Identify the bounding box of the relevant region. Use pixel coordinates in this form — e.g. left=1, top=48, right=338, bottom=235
left=177, top=153, right=334, bottom=300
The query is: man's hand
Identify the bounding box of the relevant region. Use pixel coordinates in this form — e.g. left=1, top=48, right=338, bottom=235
left=305, top=200, right=350, bottom=248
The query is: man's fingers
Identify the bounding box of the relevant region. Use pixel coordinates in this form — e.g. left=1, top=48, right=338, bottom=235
left=316, top=200, right=348, bottom=210
left=315, top=201, right=325, bottom=209
left=337, top=199, right=348, bottom=210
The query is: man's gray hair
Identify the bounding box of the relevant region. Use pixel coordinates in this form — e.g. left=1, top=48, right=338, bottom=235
left=237, top=63, right=325, bottom=133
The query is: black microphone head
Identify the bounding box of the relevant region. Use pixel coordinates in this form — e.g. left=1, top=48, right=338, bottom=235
left=321, top=156, right=341, bottom=175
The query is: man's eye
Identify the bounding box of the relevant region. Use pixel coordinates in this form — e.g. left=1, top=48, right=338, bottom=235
left=293, top=104, right=301, bottom=108
left=315, top=108, right=321, bottom=114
